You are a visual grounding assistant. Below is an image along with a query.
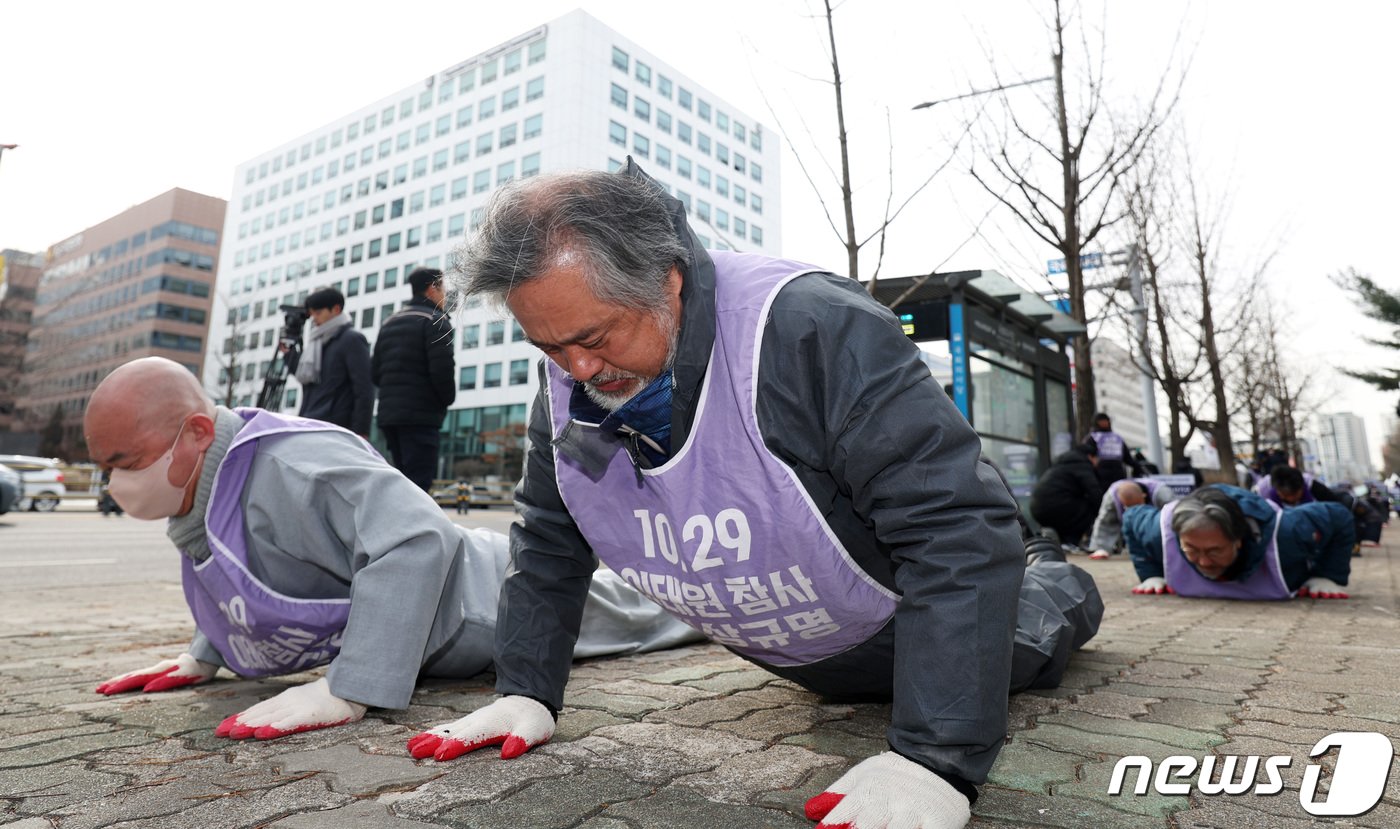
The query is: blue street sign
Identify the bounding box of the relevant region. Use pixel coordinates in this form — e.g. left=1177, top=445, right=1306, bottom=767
left=1047, top=252, right=1104, bottom=274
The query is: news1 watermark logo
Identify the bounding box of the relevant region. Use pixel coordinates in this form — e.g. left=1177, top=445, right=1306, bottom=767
left=1108, top=731, right=1395, bottom=816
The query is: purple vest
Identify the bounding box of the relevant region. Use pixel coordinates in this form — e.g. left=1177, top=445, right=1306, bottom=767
left=1160, top=498, right=1291, bottom=600
left=1253, top=473, right=1316, bottom=507
left=1093, top=430, right=1126, bottom=462
left=181, top=409, right=364, bottom=676
left=548, top=252, right=900, bottom=667
left=1111, top=478, right=1163, bottom=520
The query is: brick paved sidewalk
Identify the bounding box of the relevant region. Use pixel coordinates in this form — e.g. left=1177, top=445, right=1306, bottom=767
left=2, top=541, right=1398, bottom=827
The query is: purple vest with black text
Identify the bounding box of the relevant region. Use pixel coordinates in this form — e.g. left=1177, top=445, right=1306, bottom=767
left=548, top=251, right=900, bottom=667
left=1112, top=478, right=1164, bottom=520
left=1254, top=473, right=1316, bottom=507
left=1161, top=498, right=1291, bottom=600
left=180, top=409, right=365, bottom=676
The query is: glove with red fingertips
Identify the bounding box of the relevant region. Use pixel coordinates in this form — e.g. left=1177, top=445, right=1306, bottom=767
left=407, top=695, right=555, bottom=762
left=1298, top=577, right=1349, bottom=599
left=1131, top=576, right=1173, bottom=595
left=804, top=752, right=972, bottom=829
left=214, top=678, right=366, bottom=740
left=96, top=653, right=218, bottom=695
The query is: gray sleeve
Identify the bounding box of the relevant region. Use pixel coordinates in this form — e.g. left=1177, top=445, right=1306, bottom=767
left=1152, top=486, right=1178, bottom=508
left=759, top=275, right=1024, bottom=785
left=243, top=432, right=468, bottom=709
left=493, top=364, right=597, bottom=710
left=188, top=628, right=227, bottom=668
left=1088, top=490, right=1122, bottom=551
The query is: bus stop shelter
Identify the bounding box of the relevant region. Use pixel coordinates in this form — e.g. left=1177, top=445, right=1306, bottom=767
left=871, top=270, right=1087, bottom=507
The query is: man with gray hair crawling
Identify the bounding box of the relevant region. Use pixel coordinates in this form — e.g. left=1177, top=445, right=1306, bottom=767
left=406, top=160, right=1103, bottom=829
left=1121, top=483, right=1354, bottom=599
left=82, top=357, right=700, bottom=740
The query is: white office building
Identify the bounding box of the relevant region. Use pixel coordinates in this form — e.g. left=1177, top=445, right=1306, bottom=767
left=1089, top=339, right=1151, bottom=457
left=1314, top=411, right=1374, bottom=485
left=203, top=9, right=781, bottom=480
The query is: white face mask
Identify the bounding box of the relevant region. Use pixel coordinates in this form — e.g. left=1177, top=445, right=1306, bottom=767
left=108, top=419, right=201, bottom=520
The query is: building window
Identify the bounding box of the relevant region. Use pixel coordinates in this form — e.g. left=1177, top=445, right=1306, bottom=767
left=459, top=366, right=478, bottom=390
left=698, top=166, right=711, bottom=188
left=634, top=97, right=650, bottom=122
left=717, top=111, right=730, bottom=132
left=433, top=148, right=449, bottom=171
left=458, top=68, right=476, bottom=93
left=528, top=38, right=546, bottom=64
left=497, top=160, right=516, bottom=184
left=502, top=87, right=520, bottom=111
left=361, top=306, right=375, bottom=328
left=470, top=206, right=486, bottom=231
left=483, top=363, right=502, bottom=388
left=454, top=139, right=471, bottom=164
left=452, top=175, right=469, bottom=200
left=476, top=133, right=493, bottom=155
left=487, top=320, right=506, bottom=345
left=610, top=83, right=628, bottom=109
left=658, top=75, right=672, bottom=98
left=462, top=323, right=480, bottom=349
left=698, top=133, right=711, bottom=155
left=656, top=145, right=671, bottom=169
left=523, top=113, right=543, bottom=139
left=481, top=58, right=498, bottom=83
left=388, top=233, right=401, bottom=253
left=406, top=226, right=421, bottom=248
left=410, top=191, right=425, bottom=213
left=372, top=204, right=386, bottom=223
left=751, top=225, right=763, bottom=245
left=633, top=134, right=650, bottom=158
left=678, top=122, right=692, bottom=145
left=521, top=152, right=541, bottom=178
left=366, top=271, right=379, bottom=292
left=512, top=320, right=528, bottom=342
left=678, top=87, right=692, bottom=110
left=480, top=96, right=496, bottom=119
left=526, top=76, right=544, bottom=102
left=384, top=267, right=399, bottom=288
left=473, top=169, right=491, bottom=193
left=609, top=120, right=626, bottom=147
left=504, top=48, right=522, bottom=75
left=734, top=217, right=747, bottom=238
left=413, top=156, right=428, bottom=178
left=657, top=110, right=671, bottom=134
left=499, top=124, right=517, bottom=148
left=734, top=184, right=746, bottom=207
left=751, top=193, right=763, bottom=214
left=427, top=219, right=443, bottom=243
left=716, top=175, right=729, bottom=197
left=457, top=104, right=474, bottom=128
left=391, top=198, right=404, bottom=218
left=509, top=359, right=530, bottom=385
left=430, top=183, right=446, bottom=207
left=350, top=243, right=364, bottom=264
left=752, top=162, right=763, bottom=183
left=678, top=156, right=691, bottom=179
left=698, top=99, right=711, bottom=122
left=369, top=238, right=382, bottom=258
left=612, top=46, right=629, bottom=72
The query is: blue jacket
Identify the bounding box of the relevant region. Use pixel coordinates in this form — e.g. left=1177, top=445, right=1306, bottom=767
left=1123, top=484, right=1354, bottom=590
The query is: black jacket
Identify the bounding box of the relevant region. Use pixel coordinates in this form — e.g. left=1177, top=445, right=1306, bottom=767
left=1030, top=449, right=1103, bottom=516
left=371, top=296, right=456, bottom=427
left=287, top=324, right=374, bottom=435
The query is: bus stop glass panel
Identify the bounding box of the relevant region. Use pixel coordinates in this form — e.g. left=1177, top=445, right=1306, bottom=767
left=1045, top=377, right=1072, bottom=458
left=969, top=355, right=1036, bottom=443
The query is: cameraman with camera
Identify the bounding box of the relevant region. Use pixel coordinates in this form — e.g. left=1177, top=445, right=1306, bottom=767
left=283, top=287, right=373, bottom=438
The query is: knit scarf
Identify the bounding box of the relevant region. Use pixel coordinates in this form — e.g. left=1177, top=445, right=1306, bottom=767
left=166, top=407, right=245, bottom=563
left=293, top=313, right=351, bottom=384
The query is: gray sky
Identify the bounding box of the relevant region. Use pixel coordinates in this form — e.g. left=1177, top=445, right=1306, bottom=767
left=3, top=0, right=1396, bottom=462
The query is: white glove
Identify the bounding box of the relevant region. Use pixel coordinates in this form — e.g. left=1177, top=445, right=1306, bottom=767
left=1298, top=577, right=1349, bottom=599
left=96, top=653, right=218, bottom=695
left=805, top=752, right=971, bottom=829
left=215, top=677, right=366, bottom=740
left=1132, top=576, right=1172, bottom=595
left=407, top=695, right=554, bottom=761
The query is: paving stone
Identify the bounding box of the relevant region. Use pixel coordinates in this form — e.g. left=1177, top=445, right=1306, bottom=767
left=1033, top=710, right=1224, bottom=751
left=0, top=725, right=155, bottom=769
left=674, top=744, right=842, bottom=805
left=973, top=784, right=1173, bottom=828
left=711, top=703, right=847, bottom=741
left=269, top=800, right=446, bottom=828
left=384, top=752, right=575, bottom=819
left=1107, top=681, right=1249, bottom=705
left=434, top=767, right=653, bottom=829
left=100, top=776, right=352, bottom=829
left=274, top=743, right=444, bottom=795
left=1333, top=692, right=1400, bottom=724
left=985, top=739, right=1095, bottom=793
left=590, top=786, right=811, bottom=828
left=1140, top=698, right=1240, bottom=731
left=0, top=761, right=126, bottom=817
left=643, top=694, right=780, bottom=727
left=1069, top=690, right=1160, bottom=720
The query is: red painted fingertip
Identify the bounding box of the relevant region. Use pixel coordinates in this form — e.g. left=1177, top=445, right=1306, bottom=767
left=408, top=733, right=442, bottom=759
left=142, top=674, right=198, bottom=693
left=434, top=738, right=471, bottom=761
left=804, top=791, right=844, bottom=821
left=501, top=735, right=531, bottom=759
left=1164, top=585, right=1175, bottom=594
left=215, top=714, right=242, bottom=737
left=227, top=723, right=258, bottom=740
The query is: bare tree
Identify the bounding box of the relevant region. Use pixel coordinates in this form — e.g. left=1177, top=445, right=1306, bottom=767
left=207, top=293, right=260, bottom=407
left=967, top=0, right=1182, bottom=436
left=754, top=0, right=969, bottom=295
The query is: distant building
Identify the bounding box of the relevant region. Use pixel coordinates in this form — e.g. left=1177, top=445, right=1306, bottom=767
left=201, top=9, right=781, bottom=482
left=1314, top=411, right=1374, bottom=484
left=0, top=249, right=44, bottom=437
left=1089, top=339, right=1150, bottom=455
left=15, top=188, right=226, bottom=457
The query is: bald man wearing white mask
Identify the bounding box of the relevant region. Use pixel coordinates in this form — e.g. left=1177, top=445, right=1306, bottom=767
left=84, top=357, right=698, bottom=740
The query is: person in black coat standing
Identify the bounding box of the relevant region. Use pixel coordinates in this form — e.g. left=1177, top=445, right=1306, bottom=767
left=285, top=287, right=374, bottom=437
left=1030, top=440, right=1104, bottom=547
left=372, top=267, right=456, bottom=492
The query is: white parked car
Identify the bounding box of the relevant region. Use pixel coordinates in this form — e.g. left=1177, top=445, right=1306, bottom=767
left=0, top=455, right=68, bottom=512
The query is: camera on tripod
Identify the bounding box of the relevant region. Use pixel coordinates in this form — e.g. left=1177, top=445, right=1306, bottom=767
left=278, top=303, right=311, bottom=346
left=258, top=303, right=311, bottom=411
